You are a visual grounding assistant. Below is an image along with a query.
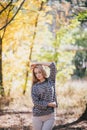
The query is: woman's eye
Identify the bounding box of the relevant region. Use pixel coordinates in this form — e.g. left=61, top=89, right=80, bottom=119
left=35, top=71, right=41, bottom=75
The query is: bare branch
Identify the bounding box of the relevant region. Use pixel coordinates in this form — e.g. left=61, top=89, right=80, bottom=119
left=0, top=2, right=5, bottom=9
left=2, top=3, right=13, bottom=39
left=0, top=0, right=26, bottom=31
left=0, top=0, right=13, bottom=15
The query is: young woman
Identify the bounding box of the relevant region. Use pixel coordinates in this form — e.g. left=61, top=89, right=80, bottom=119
left=31, top=62, right=58, bottom=130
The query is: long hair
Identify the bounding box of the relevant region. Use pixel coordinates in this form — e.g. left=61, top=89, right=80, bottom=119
left=32, top=65, right=47, bottom=86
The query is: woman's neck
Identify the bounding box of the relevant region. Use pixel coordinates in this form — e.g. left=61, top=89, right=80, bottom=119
left=39, top=78, right=45, bottom=83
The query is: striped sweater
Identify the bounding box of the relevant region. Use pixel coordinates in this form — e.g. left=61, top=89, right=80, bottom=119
left=31, top=62, right=57, bottom=116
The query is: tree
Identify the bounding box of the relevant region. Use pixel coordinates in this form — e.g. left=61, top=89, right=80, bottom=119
left=72, top=11, right=87, bottom=78
left=0, top=0, right=26, bottom=96
left=0, top=37, right=4, bottom=96
left=1, top=0, right=46, bottom=96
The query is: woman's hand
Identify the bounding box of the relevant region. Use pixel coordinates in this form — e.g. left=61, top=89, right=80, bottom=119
left=48, top=102, right=56, bottom=108
left=30, top=63, right=37, bottom=70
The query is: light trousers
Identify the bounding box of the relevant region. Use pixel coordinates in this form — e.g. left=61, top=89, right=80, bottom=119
left=32, top=113, right=55, bottom=130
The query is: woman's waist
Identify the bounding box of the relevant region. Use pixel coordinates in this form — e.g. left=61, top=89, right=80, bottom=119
left=33, top=107, right=54, bottom=116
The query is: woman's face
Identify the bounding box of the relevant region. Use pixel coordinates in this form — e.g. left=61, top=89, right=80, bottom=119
left=34, top=67, right=45, bottom=82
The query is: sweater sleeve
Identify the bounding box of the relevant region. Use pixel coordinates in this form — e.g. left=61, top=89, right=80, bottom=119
left=49, top=62, right=58, bottom=107
left=31, top=85, right=48, bottom=109
left=48, top=62, right=57, bottom=83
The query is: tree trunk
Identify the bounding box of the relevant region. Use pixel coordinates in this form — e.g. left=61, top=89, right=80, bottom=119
left=23, top=1, right=44, bottom=94
left=78, top=104, right=87, bottom=121
left=0, top=36, right=4, bottom=96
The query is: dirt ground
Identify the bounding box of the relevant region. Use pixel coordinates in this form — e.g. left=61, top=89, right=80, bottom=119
left=0, top=108, right=87, bottom=130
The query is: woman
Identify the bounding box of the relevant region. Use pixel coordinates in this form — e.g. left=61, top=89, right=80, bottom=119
left=31, top=62, right=58, bottom=130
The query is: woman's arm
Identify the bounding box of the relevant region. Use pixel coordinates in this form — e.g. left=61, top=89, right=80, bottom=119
left=30, top=61, right=51, bottom=69
left=48, top=62, right=57, bottom=83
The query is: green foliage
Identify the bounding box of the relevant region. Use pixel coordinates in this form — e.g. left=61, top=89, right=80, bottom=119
left=73, top=51, right=87, bottom=78
left=77, top=11, right=87, bottom=22
left=37, top=21, right=79, bottom=83
left=72, top=27, right=87, bottom=78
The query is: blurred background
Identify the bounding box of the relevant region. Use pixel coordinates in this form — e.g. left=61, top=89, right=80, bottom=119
left=0, top=0, right=87, bottom=129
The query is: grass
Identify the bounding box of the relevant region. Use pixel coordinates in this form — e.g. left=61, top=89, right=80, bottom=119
left=56, top=78, right=87, bottom=118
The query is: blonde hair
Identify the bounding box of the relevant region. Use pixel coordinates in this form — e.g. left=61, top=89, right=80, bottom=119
left=32, top=65, right=47, bottom=86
